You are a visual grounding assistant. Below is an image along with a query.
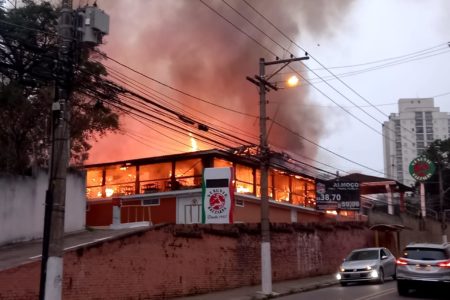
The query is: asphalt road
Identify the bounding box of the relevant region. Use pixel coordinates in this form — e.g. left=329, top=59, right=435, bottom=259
left=278, top=280, right=448, bottom=300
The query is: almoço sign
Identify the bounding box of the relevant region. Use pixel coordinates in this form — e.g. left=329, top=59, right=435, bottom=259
left=409, top=156, right=436, bottom=182
left=316, top=180, right=360, bottom=211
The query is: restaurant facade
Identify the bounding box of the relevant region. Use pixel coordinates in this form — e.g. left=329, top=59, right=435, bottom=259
left=84, top=149, right=359, bottom=227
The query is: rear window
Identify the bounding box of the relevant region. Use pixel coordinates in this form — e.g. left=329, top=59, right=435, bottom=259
left=403, top=247, right=448, bottom=260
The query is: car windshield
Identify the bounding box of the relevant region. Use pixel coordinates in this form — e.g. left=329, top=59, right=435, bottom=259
left=403, top=248, right=448, bottom=260
left=347, top=250, right=379, bottom=261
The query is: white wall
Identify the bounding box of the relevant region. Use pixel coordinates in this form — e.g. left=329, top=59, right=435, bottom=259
left=0, top=169, right=86, bottom=245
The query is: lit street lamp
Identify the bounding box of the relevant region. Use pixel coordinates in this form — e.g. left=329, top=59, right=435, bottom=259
left=286, top=75, right=300, bottom=87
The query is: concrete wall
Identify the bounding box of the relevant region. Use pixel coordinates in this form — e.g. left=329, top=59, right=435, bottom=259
left=368, top=209, right=450, bottom=252
left=0, top=169, right=86, bottom=245
left=0, top=222, right=373, bottom=299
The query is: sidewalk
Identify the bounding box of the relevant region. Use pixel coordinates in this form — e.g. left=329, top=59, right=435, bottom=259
left=173, top=274, right=338, bottom=300
left=0, top=225, right=149, bottom=271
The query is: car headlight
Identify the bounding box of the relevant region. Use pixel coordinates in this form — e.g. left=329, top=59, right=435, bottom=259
left=336, top=273, right=342, bottom=280
left=366, top=265, right=373, bottom=270
left=340, top=267, right=345, bottom=272
left=370, top=270, right=379, bottom=278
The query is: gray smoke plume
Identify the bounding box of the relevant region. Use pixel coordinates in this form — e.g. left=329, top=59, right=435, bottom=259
left=95, top=0, right=354, bottom=161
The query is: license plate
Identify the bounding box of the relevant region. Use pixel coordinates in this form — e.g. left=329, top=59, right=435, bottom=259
left=415, top=265, right=431, bottom=271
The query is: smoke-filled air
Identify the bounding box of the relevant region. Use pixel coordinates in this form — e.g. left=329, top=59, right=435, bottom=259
left=89, top=0, right=355, bottom=163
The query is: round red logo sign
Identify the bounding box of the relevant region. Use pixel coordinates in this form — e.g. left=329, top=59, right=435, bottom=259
left=206, top=189, right=228, bottom=214
left=409, top=156, right=435, bottom=182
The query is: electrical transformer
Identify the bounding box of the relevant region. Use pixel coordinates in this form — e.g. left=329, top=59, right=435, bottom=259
left=78, top=6, right=109, bottom=45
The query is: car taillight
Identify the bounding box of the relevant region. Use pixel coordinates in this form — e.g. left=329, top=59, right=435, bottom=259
left=438, top=260, right=450, bottom=268
left=396, top=258, right=408, bottom=265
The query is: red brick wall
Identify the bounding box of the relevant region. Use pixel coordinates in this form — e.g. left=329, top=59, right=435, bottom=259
left=0, top=223, right=373, bottom=300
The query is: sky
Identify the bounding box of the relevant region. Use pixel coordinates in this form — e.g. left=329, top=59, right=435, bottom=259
left=85, top=0, right=450, bottom=179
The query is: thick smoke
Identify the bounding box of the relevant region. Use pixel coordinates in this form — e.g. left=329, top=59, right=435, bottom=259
left=92, top=0, right=354, bottom=162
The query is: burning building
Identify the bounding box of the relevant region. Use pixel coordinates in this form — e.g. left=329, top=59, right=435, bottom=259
left=84, top=148, right=361, bottom=227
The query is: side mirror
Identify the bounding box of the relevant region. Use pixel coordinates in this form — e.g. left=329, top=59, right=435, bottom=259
left=381, top=255, right=388, bottom=260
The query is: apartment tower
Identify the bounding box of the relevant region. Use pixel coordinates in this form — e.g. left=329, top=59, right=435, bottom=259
left=383, top=98, right=450, bottom=187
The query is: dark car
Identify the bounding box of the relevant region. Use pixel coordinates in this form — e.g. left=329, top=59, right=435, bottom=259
left=336, top=247, right=396, bottom=286
left=396, top=242, right=450, bottom=296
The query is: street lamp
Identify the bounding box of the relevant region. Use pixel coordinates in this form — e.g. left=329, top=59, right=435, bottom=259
left=286, top=75, right=300, bottom=87
left=247, top=55, right=309, bottom=295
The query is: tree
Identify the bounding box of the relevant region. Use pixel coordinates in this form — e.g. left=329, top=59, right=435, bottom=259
left=0, top=0, right=120, bottom=174
left=423, top=138, right=450, bottom=211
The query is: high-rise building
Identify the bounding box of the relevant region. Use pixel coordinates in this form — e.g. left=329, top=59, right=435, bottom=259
left=383, top=98, right=450, bottom=187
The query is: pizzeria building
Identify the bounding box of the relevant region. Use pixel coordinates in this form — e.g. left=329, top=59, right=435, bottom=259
left=84, top=148, right=361, bottom=228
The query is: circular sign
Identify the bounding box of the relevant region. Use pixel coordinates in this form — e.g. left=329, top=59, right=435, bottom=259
left=409, top=156, right=436, bottom=182
left=208, top=192, right=226, bottom=213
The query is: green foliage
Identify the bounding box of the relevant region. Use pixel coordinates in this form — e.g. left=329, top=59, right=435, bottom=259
left=0, top=1, right=120, bottom=174
left=424, top=139, right=450, bottom=167
left=423, top=138, right=450, bottom=210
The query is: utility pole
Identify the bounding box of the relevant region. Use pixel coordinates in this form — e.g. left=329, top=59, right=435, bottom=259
left=39, top=1, right=73, bottom=299
left=39, top=2, right=109, bottom=299
left=247, top=55, right=308, bottom=295
left=438, top=165, right=448, bottom=243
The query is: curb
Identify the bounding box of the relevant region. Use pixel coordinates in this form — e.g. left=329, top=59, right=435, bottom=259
left=252, top=280, right=339, bottom=299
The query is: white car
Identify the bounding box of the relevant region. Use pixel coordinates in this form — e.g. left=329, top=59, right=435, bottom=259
left=396, top=242, right=450, bottom=296
left=337, top=247, right=397, bottom=286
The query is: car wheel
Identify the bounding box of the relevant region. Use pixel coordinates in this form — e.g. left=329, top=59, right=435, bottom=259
left=397, top=280, right=409, bottom=296
left=377, top=269, right=384, bottom=284
left=340, top=282, right=348, bottom=286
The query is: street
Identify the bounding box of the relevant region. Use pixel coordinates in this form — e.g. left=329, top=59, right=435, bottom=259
left=278, top=280, right=448, bottom=300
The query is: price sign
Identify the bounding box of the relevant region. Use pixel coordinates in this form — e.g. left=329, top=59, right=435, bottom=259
left=316, top=181, right=360, bottom=211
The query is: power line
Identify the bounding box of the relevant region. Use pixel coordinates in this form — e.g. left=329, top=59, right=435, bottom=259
left=272, top=119, right=385, bottom=175
left=87, top=90, right=236, bottom=151
left=239, top=0, right=428, bottom=144
left=0, top=13, right=383, bottom=179
left=236, top=1, right=416, bottom=146
left=102, top=63, right=260, bottom=143
left=95, top=51, right=258, bottom=118
left=86, top=66, right=345, bottom=179
left=275, top=47, right=450, bottom=86
left=76, top=64, right=258, bottom=149
left=306, top=42, right=449, bottom=71
left=197, top=1, right=388, bottom=176
left=0, top=6, right=350, bottom=182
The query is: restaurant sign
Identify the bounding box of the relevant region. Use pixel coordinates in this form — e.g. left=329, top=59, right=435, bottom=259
left=409, top=156, right=435, bottom=182
left=316, top=180, right=360, bottom=211
left=201, top=167, right=235, bottom=224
